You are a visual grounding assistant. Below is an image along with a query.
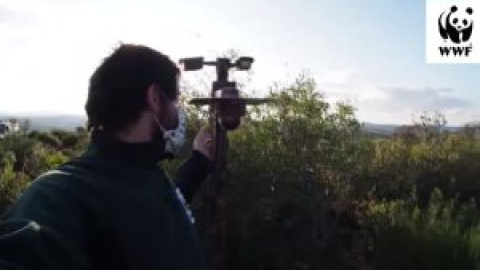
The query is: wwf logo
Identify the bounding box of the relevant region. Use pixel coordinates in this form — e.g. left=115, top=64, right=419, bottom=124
left=438, top=5, right=474, bottom=44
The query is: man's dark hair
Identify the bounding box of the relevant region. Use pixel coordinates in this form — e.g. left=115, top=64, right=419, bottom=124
left=85, top=44, right=180, bottom=132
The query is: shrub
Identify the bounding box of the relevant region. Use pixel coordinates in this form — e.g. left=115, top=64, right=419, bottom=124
left=368, top=189, right=480, bottom=270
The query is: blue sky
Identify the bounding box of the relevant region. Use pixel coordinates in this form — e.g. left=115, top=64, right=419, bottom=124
left=0, top=0, right=479, bottom=125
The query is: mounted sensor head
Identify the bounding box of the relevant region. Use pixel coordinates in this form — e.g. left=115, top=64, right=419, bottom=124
left=235, top=57, right=254, bottom=70
left=215, top=88, right=247, bottom=130
left=179, top=57, right=204, bottom=71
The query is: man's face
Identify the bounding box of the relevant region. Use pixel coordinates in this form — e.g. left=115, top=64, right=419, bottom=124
left=160, top=99, right=179, bottom=130
left=152, top=79, right=180, bottom=131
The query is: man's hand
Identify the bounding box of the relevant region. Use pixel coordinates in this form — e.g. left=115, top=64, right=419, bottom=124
left=193, top=126, right=214, bottom=161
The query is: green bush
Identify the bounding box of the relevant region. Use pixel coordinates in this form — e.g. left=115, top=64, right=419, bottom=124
left=30, top=131, right=62, bottom=149
left=368, top=189, right=480, bottom=270
left=0, top=157, right=31, bottom=213
left=0, top=133, right=39, bottom=172
left=185, top=75, right=372, bottom=270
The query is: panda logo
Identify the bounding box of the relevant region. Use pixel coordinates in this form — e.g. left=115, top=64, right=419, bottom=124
left=438, top=5, right=474, bottom=44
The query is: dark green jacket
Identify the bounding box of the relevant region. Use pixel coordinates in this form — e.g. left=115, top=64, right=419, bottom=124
left=0, top=131, right=212, bottom=270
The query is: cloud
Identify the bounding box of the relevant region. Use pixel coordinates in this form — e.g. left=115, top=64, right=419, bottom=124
left=317, top=69, right=359, bottom=85
left=315, top=70, right=477, bottom=125
left=0, top=2, right=38, bottom=49
left=0, top=6, right=18, bottom=24
left=356, top=86, right=475, bottom=125
left=0, top=4, right=34, bottom=26
left=362, top=86, right=472, bottom=111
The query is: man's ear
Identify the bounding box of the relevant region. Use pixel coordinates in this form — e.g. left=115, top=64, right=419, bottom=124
left=146, top=84, right=163, bottom=113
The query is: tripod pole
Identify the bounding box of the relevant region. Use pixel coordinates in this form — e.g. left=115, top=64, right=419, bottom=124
left=182, top=56, right=258, bottom=270
left=207, top=58, right=234, bottom=270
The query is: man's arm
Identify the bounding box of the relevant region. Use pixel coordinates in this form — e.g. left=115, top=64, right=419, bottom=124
left=176, top=150, right=212, bottom=204
left=176, top=126, right=214, bottom=203
left=0, top=173, right=90, bottom=270
left=0, top=219, right=89, bottom=270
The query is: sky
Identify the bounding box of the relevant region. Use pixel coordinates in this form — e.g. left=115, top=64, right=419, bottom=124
left=0, top=0, right=479, bottom=125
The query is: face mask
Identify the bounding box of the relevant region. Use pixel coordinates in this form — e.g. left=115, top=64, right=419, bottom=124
left=154, top=106, right=187, bottom=156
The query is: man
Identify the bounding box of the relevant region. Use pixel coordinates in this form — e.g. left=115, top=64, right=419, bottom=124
left=0, top=44, right=213, bottom=270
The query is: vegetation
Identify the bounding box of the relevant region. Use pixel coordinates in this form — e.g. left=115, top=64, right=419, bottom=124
left=2, top=75, right=480, bottom=269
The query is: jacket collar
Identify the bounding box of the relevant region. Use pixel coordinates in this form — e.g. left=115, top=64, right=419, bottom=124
left=84, top=130, right=173, bottom=170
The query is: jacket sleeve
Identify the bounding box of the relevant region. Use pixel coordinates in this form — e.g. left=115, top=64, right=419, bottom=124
left=0, top=173, right=91, bottom=270
left=0, top=219, right=89, bottom=270
left=175, top=150, right=212, bottom=204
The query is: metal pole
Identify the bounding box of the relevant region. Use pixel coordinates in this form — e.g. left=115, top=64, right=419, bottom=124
left=181, top=55, right=260, bottom=270
left=208, top=58, right=232, bottom=270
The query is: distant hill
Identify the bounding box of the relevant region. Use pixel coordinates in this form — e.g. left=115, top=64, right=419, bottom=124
left=361, top=123, right=400, bottom=136
left=0, top=114, right=87, bottom=132
left=360, top=122, right=463, bottom=136
left=0, top=114, right=465, bottom=134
